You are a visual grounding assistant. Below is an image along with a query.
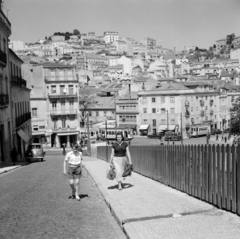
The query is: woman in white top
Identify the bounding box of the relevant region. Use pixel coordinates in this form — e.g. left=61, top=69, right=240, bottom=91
left=63, top=143, right=83, bottom=201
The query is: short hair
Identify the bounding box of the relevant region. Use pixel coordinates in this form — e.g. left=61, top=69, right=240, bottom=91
left=115, top=132, right=124, bottom=141
left=72, top=143, right=79, bottom=149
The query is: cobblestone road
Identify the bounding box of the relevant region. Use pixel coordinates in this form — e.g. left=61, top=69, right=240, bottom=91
left=0, top=151, right=126, bottom=239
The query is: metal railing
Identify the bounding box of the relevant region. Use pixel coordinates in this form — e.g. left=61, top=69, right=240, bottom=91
left=50, top=109, right=77, bottom=115
left=11, top=76, right=27, bottom=87
left=44, top=76, right=77, bottom=82
left=0, top=49, right=7, bottom=67
left=48, top=92, right=78, bottom=98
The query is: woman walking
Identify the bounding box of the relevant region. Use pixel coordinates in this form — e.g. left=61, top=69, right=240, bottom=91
left=63, top=143, right=83, bottom=201
left=110, top=133, right=132, bottom=190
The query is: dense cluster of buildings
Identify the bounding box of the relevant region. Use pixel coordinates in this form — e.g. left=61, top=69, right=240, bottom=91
left=2, top=3, right=240, bottom=163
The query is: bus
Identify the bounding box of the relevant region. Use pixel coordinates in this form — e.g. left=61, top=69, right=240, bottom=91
left=189, top=125, right=210, bottom=138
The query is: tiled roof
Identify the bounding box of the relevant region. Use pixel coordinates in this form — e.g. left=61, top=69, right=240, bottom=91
left=156, top=82, right=189, bottom=91
left=220, top=71, right=234, bottom=77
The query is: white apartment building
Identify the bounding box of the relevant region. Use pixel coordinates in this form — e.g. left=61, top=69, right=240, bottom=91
left=104, top=31, right=119, bottom=44
left=9, top=40, right=25, bottom=51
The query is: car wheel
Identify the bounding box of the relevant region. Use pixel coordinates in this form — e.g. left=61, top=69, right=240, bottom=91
left=41, top=158, right=43, bottom=162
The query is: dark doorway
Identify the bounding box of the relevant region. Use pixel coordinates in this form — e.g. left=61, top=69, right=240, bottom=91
left=60, top=136, right=67, bottom=148
left=0, top=125, right=4, bottom=162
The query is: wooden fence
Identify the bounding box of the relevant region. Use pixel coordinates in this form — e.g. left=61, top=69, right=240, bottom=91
left=97, top=144, right=240, bottom=215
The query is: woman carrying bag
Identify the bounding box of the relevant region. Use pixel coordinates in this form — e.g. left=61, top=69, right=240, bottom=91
left=109, top=133, right=132, bottom=190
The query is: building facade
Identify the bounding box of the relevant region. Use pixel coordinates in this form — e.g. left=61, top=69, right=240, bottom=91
left=0, top=5, right=12, bottom=163
left=103, top=31, right=119, bottom=44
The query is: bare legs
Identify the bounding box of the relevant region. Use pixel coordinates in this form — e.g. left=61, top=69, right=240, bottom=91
left=69, top=178, right=80, bottom=200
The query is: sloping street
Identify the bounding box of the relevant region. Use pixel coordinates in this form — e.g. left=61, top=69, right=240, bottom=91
left=0, top=151, right=126, bottom=239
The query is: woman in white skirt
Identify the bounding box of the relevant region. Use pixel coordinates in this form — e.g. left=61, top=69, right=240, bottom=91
left=110, top=133, right=132, bottom=190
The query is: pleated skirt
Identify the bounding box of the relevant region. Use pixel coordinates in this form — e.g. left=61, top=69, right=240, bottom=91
left=113, top=156, right=127, bottom=181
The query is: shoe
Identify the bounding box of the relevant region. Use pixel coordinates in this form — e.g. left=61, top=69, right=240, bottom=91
left=75, top=195, right=81, bottom=201
left=69, top=195, right=75, bottom=199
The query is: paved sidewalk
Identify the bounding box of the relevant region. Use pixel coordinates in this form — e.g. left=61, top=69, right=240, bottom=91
left=84, top=156, right=240, bottom=239
left=0, top=162, right=29, bottom=175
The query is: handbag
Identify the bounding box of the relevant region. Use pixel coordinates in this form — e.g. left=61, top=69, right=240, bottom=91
left=122, top=164, right=133, bottom=177
left=106, top=164, right=116, bottom=180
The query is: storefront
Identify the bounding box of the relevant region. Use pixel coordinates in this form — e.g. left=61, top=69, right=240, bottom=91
left=158, top=125, right=176, bottom=135
left=17, top=128, right=31, bottom=161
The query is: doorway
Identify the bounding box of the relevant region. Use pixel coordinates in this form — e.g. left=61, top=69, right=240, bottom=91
left=0, top=125, right=4, bottom=162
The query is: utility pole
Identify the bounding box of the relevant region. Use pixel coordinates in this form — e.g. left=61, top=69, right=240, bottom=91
left=105, top=120, right=108, bottom=162
left=114, top=92, right=117, bottom=134
left=167, top=110, right=169, bottom=145
left=181, top=113, right=183, bottom=146
left=87, top=112, right=91, bottom=156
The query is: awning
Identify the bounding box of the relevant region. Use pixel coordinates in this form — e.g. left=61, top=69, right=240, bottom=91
left=118, top=124, right=136, bottom=129
left=32, top=132, right=46, bottom=136
left=139, top=125, right=149, bottom=130
left=158, top=125, right=176, bottom=131
left=57, top=132, right=79, bottom=136
left=17, top=129, right=30, bottom=143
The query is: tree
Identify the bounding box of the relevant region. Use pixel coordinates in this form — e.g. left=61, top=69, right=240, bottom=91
left=73, top=29, right=80, bottom=36
left=230, top=96, right=240, bottom=135
left=226, top=33, right=235, bottom=45
left=79, top=92, right=95, bottom=127
left=213, top=44, right=216, bottom=49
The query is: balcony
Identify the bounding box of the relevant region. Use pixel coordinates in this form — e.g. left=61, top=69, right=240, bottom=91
left=185, top=101, right=190, bottom=108
left=210, top=100, right=214, bottom=106
left=52, top=126, right=78, bottom=133
left=15, top=112, right=31, bottom=128
left=44, top=76, right=77, bottom=83
left=210, top=109, right=214, bottom=115
left=0, top=49, right=7, bottom=67
left=11, top=76, right=27, bottom=87
left=0, top=94, right=9, bottom=108
left=48, top=92, right=78, bottom=99
left=200, top=100, right=205, bottom=107
left=50, top=109, right=78, bottom=116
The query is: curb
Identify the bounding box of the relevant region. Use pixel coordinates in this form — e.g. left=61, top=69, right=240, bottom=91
left=0, top=165, right=22, bottom=175
left=84, top=163, right=141, bottom=239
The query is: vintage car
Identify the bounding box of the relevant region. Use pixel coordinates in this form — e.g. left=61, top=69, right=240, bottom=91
left=165, top=132, right=182, bottom=141
left=25, top=143, right=45, bottom=162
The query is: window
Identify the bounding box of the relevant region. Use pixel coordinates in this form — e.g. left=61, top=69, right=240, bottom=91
left=161, top=97, right=165, bottom=103
left=170, top=97, right=175, bottom=103
left=191, top=107, right=193, bottom=112
left=39, top=126, right=45, bottom=129
left=161, top=108, right=165, bottom=114
left=170, top=108, right=175, bottom=114
left=196, top=106, right=198, bottom=111
left=96, top=111, right=99, bottom=116
left=205, top=106, right=208, bottom=110
left=88, top=111, right=92, bottom=116
left=152, top=108, right=156, bottom=113
left=143, top=119, right=147, bottom=123
left=143, top=108, right=147, bottom=113
left=142, top=97, right=147, bottom=103
left=62, top=118, right=66, bottom=128
left=152, top=119, right=156, bottom=127
left=51, top=86, right=56, bottom=94
left=104, top=111, right=107, bottom=116
left=32, top=108, right=37, bottom=117
left=152, top=97, right=156, bottom=103
left=161, top=119, right=166, bottom=124
left=170, top=119, right=175, bottom=124
left=33, top=125, right=38, bottom=131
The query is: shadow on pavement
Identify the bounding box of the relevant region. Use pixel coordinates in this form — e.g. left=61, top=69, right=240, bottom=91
left=108, top=183, right=134, bottom=190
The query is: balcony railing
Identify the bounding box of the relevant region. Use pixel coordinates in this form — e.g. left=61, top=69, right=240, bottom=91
left=48, top=92, right=78, bottom=99
left=44, top=76, right=77, bottom=82
left=0, top=93, right=9, bottom=107
left=52, top=126, right=77, bottom=132
left=185, top=101, right=190, bottom=108
left=11, top=76, right=27, bottom=87
left=50, top=110, right=78, bottom=116
left=0, top=49, right=7, bottom=67
left=15, top=112, right=31, bottom=128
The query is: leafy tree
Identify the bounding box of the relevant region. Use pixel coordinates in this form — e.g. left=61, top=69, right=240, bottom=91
left=230, top=96, right=240, bottom=134
left=73, top=29, right=80, bottom=35
left=195, top=47, right=199, bottom=51
left=226, top=33, right=235, bottom=45
left=213, top=44, right=216, bottom=48
left=79, top=93, right=95, bottom=127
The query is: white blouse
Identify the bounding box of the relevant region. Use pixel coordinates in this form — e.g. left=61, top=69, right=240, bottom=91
left=65, top=151, right=82, bottom=165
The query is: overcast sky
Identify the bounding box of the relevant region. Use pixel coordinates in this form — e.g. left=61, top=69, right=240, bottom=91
left=4, top=0, right=240, bottom=50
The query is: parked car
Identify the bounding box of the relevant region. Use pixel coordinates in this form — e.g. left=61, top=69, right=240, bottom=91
left=25, top=143, right=45, bottom=162
left=147, top=133, right=161, bottom=139
left=210, top=129, right=216, bottom=135
left=165, top=131, right=182, bottom=141
left=223, top=128, right=230, bottom=133
left=215, top=129, right=222, bottom=134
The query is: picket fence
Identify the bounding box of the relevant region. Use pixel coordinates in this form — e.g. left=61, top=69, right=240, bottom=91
left=97, top=144, right=240, bottom=215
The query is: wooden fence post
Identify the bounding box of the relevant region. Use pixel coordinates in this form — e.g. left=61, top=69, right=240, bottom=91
left=232, top=145, right=237, bottom=213
left=237, top=144, right=240, bottom=215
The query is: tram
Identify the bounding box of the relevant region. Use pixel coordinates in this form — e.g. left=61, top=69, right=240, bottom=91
left=189, top=125, right=210, bottom=138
